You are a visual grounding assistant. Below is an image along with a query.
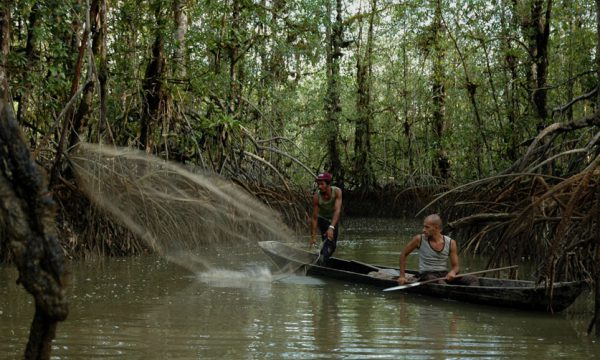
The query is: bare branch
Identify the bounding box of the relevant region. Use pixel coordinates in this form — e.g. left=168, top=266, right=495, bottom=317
left=552, top=86, right=598, bottom=115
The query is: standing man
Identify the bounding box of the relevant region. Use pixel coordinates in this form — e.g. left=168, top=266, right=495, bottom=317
left=310, top=172, right=342, bottom=265
left=397, top=214, right=478, bottom=286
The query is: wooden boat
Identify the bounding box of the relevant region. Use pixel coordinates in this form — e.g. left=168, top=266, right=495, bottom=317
left=258, top=241, right=587, bottom=313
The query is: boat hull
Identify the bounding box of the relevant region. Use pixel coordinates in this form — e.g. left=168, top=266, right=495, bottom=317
left=258, top=241, right=586, bottom=313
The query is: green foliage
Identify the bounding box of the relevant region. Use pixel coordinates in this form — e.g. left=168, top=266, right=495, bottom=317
left=5, top=0, right=599, bottom=188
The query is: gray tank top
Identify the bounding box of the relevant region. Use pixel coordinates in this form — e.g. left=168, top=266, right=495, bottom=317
left=418, top=235, right=450, bottom=273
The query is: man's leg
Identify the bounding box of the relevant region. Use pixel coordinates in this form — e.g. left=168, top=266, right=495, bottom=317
left=418, top=271, right=447, bottom=284
left=319, top=239, right=336, bottom=265
left=317, top=218, right=337, bottom=266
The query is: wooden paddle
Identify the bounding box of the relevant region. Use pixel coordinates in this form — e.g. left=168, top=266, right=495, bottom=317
left=382, top=265, right=518, bottom=292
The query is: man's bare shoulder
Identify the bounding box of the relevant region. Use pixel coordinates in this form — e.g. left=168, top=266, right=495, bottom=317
left=312, top=192, right=319, bottom=203
left=407, top=234, right=422, bottom=247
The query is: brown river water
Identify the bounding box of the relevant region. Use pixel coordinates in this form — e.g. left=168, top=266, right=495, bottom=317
left=1, top=217, right=598, bottom=359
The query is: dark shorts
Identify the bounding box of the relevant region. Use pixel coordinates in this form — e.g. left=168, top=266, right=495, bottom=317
left=317, top=217, right=338, bottom=265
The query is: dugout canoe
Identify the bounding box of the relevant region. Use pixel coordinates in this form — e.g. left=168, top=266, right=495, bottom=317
left=258, top=240, right=586, bottom=313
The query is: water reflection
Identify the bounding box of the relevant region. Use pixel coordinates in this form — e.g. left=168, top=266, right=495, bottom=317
left=2, top=257, right=599, bottom=359
left=1, top=218, right=600, bottom=359
left=384, top=291, right=598, bottom=359
left=310, top=287, right=341, bottom=356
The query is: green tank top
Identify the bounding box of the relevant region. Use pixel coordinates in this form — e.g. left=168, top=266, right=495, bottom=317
left=317, top=186, right=338, bottom=221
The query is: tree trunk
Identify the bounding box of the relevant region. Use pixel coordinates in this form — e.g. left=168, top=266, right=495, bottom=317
left=141, top=0, right=167, bottom=152
left=172, top=0, right=187, bottom=78
left=222, top=0, right=244, bottom=173
left=49, top=4, right=87, bottom=187
left=15, top=3, right=40, bottom=131
left=324, top=0, right=344, bottom=186
left=591, top=150, right=600, bottom=335
left=597, top=0, right=600, bottom=108
left=503, top=0, right=522, bottom=162
left=68, top=0, right=102, bottom=150
left=595, top=187, right=600, bottom=336
left=24, top=309, right=58, bottom=360
left=1, top=13, right=68, bottom=357
left=266, top=0, right=287, bottom=170
left=97, top=0, right=109, bottom=144
left=522, top=0, right=553, bottom=128
left=353, top=0, right=376, bottom=191
left=228, top=0, right=241, bottom=117
left=563, top=2, right=576, bottom=123
left=431, top=0, right=449, bottom=180
left=400, top=18, right=415, bottom=175
left=0, top=0, right=9, bottom=261
left=0, top=2, right=8, bottom=101
left=445, top=15, right=491, bottom=176
left=0, top=101, right=69, bottom=360
left=594, top=0, right=600, bottom=336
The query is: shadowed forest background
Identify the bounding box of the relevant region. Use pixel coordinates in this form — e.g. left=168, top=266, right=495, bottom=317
left=0, top=0, right=600, bottom=357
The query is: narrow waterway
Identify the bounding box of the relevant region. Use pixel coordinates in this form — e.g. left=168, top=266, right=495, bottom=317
left=1, top=217, right=597, bottom=359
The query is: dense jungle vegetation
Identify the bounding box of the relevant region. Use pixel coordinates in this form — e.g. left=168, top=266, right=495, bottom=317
left=1, top=0, right=595, bottom=187
left=1, top=0, right=600, bottom=356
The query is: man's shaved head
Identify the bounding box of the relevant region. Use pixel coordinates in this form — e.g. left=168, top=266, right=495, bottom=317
left=424, top=214, right=442, bottom=228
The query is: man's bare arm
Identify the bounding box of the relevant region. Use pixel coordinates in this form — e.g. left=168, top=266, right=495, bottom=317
left=309, top=194, right=319, bottom=246
left=398, top=235, right=420, bottom=284
left=447, top=239, right=460, bottom=280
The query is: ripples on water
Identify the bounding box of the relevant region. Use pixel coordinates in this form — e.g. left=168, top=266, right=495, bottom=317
left=1, top=218, right=599, bottom=359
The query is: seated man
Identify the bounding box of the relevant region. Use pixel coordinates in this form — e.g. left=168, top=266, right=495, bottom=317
left=397, top=214, right=478, bottom=286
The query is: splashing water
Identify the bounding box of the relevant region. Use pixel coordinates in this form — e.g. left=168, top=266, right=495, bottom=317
left=197, top=267, right=274, bottom=286
left=70, top=143, right=298, bottom=274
